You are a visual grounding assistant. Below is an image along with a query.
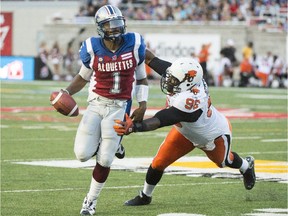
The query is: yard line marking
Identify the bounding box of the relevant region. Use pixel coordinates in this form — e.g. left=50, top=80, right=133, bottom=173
left=261, top=139, right=288, bottom=142
left=233, top=136, right=261, bottom=140
left=1, top=181, right=238, bottom=193
left=236, top=94, right=287, bottom=100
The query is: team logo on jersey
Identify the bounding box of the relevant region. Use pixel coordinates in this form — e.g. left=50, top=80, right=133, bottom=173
left=112, top=55, right=117, bottom=61
left=121, top=52, right=132, bottom=60
left=192, top=88, right=199, bottom=95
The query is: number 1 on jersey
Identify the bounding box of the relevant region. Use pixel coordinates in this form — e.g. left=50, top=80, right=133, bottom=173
left=110, top=72, right=121, bottom=94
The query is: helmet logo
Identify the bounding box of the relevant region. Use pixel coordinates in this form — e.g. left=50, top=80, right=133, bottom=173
left=185, top=70, right=197, bottom=82
left=187, top=70, right=197, bottom=77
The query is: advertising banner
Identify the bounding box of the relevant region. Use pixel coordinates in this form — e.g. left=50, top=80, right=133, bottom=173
left=0, top=12, right=13, bottom=56
left=0, top=56, right=34, bottom=80
left=144, top=33, right=221, bottom=72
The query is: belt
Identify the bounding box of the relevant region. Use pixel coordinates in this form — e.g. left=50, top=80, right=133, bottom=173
left=93, top=94, right=127, bottom=106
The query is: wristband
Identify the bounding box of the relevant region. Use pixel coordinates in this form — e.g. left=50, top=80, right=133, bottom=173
left=135, top=85, right=148, bottom=103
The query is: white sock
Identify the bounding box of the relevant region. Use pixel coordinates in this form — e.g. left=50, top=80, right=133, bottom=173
left=87, top=178, right=105, bottom=201
left=239, top=158, right=249, bottom=173
left=143, top=181, right=155, bottom=197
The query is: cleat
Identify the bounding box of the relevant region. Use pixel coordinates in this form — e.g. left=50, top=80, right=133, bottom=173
left=80, top=196, right=97, bottom=215
left=115, top=143, right=125, bottom=159
left=125, top=191, right=152, bottom=206
left=241, top=156, right=256, bottom=190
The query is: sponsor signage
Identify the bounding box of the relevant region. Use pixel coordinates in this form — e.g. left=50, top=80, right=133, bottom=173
left=144, top=33, right=221, bottom=71
left=0, top=56, right=34, bottom=80
left=0, top=12, right=13, bottom=56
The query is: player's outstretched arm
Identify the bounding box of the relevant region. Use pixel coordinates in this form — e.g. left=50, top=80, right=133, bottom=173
left=145, top=48, right=172, bottom=76
left=113, top=106, right=203, bottom=136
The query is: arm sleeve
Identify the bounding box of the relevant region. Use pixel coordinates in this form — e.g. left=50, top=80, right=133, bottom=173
left=154, top=106, right=203, bottom=127
left=135, top=61, right=147, bottom=80
left=78, top=63, right=93, bottom=81
left=134, top=106, right=203, bottom=132
left=148, top=57, right=172, bottom=76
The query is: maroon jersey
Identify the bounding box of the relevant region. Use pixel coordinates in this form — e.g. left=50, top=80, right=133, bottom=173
left=79, top=32, right=146, bottom=100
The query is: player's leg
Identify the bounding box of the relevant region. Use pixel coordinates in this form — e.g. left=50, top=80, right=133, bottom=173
left=74, top=104, right=103, bottom=215
left=74, top=104, right=102, bottom=162
left=80, top=103, right=127, bottom=215
left=203, top=134, right=256, bottom=190
left=125, top=127, right=195, bottom=206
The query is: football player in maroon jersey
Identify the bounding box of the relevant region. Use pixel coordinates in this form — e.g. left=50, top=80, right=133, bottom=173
left=60, top=5, right=149, bottom=215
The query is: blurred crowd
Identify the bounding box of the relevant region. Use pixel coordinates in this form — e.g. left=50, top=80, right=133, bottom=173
left=203, top=39, right=287, bottom=88
left=76, top=0, right=287, bottom=32
left=42, top=0, right=287, bottom=88
left=38, top=41, right=81, bottom=81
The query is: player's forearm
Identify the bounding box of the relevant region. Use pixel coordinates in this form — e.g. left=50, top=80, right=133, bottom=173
left=134, top=117, right=161, bottom=132
left=65, top=74, right=88, bottom=95
left=148, top=57, right=172, bottom=76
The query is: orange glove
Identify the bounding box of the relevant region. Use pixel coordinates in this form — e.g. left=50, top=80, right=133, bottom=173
left=113, top=113, right=135, bottom=136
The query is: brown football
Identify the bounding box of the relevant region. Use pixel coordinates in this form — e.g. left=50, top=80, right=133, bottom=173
left=50, top=91, right=79, bottom=117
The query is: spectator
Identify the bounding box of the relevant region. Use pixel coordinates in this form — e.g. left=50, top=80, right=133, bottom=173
left=229, top=0, right=239, bottom=19
left=213, top=50, right=233, bottom=87
left=198, top=43, right=211, bottom=84
left=37, top=41, right=52, bottom=80
left=255, top=52, right=274, bottom=87
left=63, top=45, right=78, bottom=81
left=50, top=41, right=63, bottom=81
left=242, top=41, right=254, bottom=61
left=239, top=57, right=253, bottom=87
left=221, top=39, right=238, bottom=66
left=270, top=55, right=285, bottom=88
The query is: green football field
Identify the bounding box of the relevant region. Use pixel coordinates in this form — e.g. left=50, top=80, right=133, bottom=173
left=1, top=81, right=287, bottom=216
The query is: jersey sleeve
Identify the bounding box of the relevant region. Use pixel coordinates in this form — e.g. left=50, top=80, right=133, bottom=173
left=170, top=90, right=206, bottom=114
left=78, top=63, right=93, bottom=81
left=135, top=61, right=147, bottom=80
left=79, top=37, right=94, bottom=69
left=138, top=35, right=146, bottom=65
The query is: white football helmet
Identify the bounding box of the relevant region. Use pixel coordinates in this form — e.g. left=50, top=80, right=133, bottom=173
left=95, top=5, right=126, bottom=41
left=161, top=57, right=203, bottom=94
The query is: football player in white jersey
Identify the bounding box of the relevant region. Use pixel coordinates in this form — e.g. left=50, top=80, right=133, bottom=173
left=114, top=56, right=256, bottom=206
left=60, top=5, right=149, bottom=215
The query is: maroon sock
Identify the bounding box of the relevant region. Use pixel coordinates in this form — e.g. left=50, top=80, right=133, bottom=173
left=93, top=163, right=110, bottom=183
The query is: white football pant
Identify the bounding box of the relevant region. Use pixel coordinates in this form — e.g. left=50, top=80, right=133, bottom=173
left=74, top=96, right=127, bottom=167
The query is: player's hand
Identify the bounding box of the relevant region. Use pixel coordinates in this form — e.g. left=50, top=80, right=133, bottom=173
left=113, top=114, right=135, bottom=136
left=130, top=102, right=146, bottom=123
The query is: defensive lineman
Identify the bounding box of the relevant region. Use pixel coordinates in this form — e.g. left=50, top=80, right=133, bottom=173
left=114, top=57, right=256, bottom=206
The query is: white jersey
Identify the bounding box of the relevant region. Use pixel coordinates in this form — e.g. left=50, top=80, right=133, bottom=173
left=167, top=80, right=231, bottom=149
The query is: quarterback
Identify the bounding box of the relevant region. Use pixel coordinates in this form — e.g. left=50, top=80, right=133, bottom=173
left=60, top=5, right=148, bottom=215
left=114, top=57, right=256, bottom=206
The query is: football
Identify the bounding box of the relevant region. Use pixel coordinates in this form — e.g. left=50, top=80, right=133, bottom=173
left=50, top=91, right=79, bottom=117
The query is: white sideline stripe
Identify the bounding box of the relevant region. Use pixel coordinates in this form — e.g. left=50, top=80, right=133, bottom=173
left=51, top=92, right=62, bottom=105
left=1, top=181, right=237, bottom=193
